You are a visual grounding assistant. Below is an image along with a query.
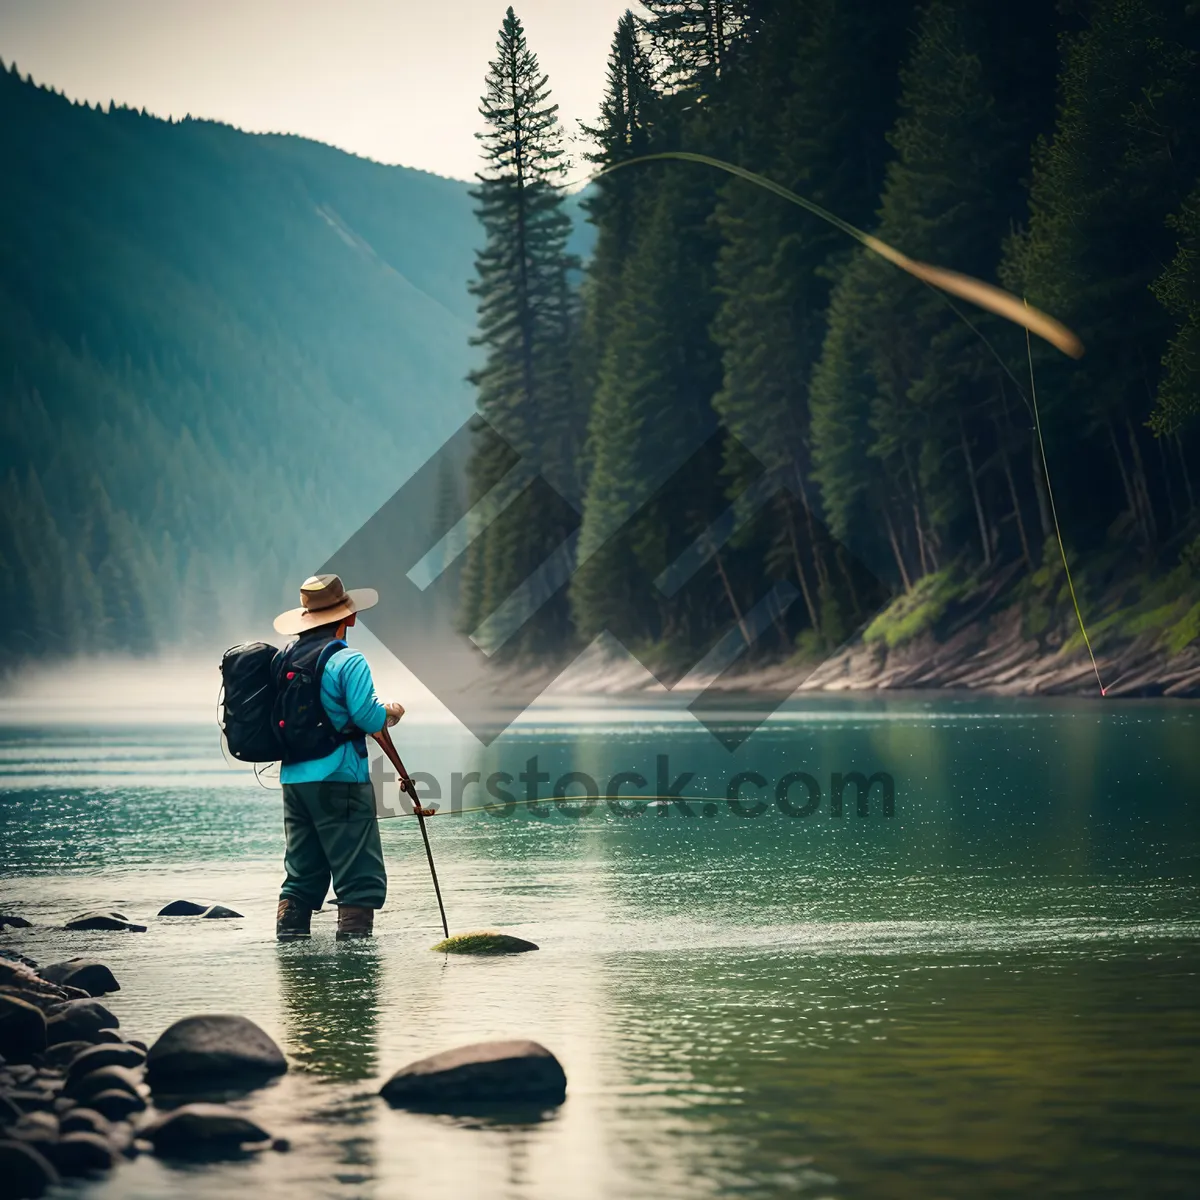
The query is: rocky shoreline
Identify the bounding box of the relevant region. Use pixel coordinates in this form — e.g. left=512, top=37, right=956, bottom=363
left=528, top=603, right=1200, bottom=702
left=0, top=912, right=566, bottom=1197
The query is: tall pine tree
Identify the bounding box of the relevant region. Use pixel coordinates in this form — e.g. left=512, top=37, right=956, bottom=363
left=460, top=7, right=581, bottom=651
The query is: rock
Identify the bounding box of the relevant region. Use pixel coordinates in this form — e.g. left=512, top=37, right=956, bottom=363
left=62, top=912, right=146, bottom=933
left=201, top=905, right=243, bottom=919
left=93, top=1029, right=124, bottom=1045
left=58, top=1108, right=110, bottom=1137
left=431, top=931, right=540, bottom=955
left=0, top=915, right=31, bottom=930
left=0, top=950, right=38, bottom=970
left=9, top=1112, right=58, bottom=1155
left=51, top=1097, right=76, bottom=1115
left=0, top=1138, right=60, bottom=1197
left=379, top=1040, right=567, bottom=1110
left=7, top=1091, right=56, bottom=1114
left=0, top=1094, right=22, bottom=1126
left=0, top=996, right=46, bottom=1062
left=127, top=1040, right=147, bottom=1052
left=65, top=1043, right=145, bottom=1082
left=106, top=1119, right=135, bottom=1157
left=87, top=1089, right=144, bottom=1121
left=43, top=1041, right=92, bottom=1069
left=140, top=1103, right=272, bottom=1158
left=156, top=900, right=208, bottom=916
left=0, top=980, right=70, bottom=1012
left=48, top=1130, right=116, bottom=1176
left=145, top=1015, right=287, bottom=1091
left=44, top=999, right=118, bottom=1043
left=65, top=1065, right=142, bottom=1104
left=38, top=961, right=120, bottom=998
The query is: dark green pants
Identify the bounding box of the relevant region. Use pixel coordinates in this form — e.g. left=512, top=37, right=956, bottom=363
left=280, top=781, right=387, bottom=910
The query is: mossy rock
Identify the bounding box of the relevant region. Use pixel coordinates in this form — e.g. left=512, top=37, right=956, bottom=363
left=431, top=931, right=539, bottom=955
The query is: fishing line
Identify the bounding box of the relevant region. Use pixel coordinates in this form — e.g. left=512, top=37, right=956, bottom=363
left=1024, top=308, right=1106, bottom=695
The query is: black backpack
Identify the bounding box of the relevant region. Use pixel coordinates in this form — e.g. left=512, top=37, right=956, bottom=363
left=220, top=633, right=362, bottom=765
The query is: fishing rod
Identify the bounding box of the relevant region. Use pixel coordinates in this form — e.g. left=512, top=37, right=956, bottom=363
left=370, top=725, right=449, bottom=938
left=378, top=793, right=741, bottom=819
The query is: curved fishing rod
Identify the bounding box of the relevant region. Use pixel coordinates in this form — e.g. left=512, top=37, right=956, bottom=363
left=584, top=150, right=1104, bottom=694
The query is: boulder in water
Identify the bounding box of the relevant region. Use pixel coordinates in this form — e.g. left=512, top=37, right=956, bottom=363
left=43, top=1042, right=91, bottom=1069
left=0, top=996, right=46, bottom=1062
left=45, top=999, right=118, bottom=1043
left=140, top=1103, right=273, bottom=1158
left=65, top=1044, right=145, bottom=1082
left=0, top=915, right=31, bottom=931
left=65, top=1065, right=142, bottom=1104
left=201, top=905, right=243, bottom=919
left=87, top=1089, right=144, bottom=1121
left=145, top=1015, right=287, bottom=1091
left=431, top=931, right=539, bottom=954
left=48, top=1130, right=116, bottom=1176
left=379, top=1039, right=566, bottom=1110
left=8, top=1112, right=58, bottom=1156
left=0, top=1138, right=60, bottom=1197
left=0, top=950, right=38, bottom=970
left=58, top=1108, right=110, bottom=1137
left=38, top=960, right=120, bottom=997
left=62, top=913, right=146, bottom=933
left=156, top=901, right=207, bottom=917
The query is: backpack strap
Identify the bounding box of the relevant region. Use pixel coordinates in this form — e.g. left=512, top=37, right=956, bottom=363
left=313, top=638, right=366, bottom=751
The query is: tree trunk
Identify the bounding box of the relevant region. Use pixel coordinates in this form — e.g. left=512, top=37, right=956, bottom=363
left=959, top=415, right=991, bottom=568
left=783, top=497, right=821, bottom=635
left=999, top=437, right=1033, bottom=570
left=1031, top=432, right=1053, bottom=542
left=883, top=507, right=912, bottom=591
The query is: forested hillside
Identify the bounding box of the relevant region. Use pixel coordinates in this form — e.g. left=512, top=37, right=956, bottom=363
left=0, top=61, right=482, bottom=657
left=464, top=0, right=1200, bottom=686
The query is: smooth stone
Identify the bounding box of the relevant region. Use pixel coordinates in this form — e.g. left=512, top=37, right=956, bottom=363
left=65, top=1065, right=142, bottom=1104
left=8, top=1091, right=56, bottom=1114
left=0, top=1138, right=60, bottom=1197
left=146, top=1015, right=286, bottom=1091
left=379, top=1040, right=567, bottom=1110
left=51, top=1097, right=76, bottom=1115
left=87, top=1090, right=145, bottom=1121
left=44, top=999, right=119, bottom=1042
left=92, top=1029, right=124, bottom=1045
left=9, top=1112, right=58, bottom=1154
left=156, top=901, right=208, bottom=917
left=0, top=982, right=69, bottom=1013
left=0, top=997, right=47, bottom=1062
left=127, top=1040, right=147, bottom=1052
left=48, top=1130, right=116, bottom=1176
left=43, top=1042, right=92, bottom=1069
left=58, top=1108, right=111, bottom=1137
left=105, top=1118, right=135, bottom=1157
left=66, top=1044, right=145, bottom=1082
left=38, top=960, right=120, bottom=998
left=201, top=905, right=243, bottom=919
left=0, top=1093, right=22, bottom=1125
left=62, top=913, right=146, bottom=933
left=431, top=931, right=540, bottom=955
left=7, top=1066, right=36, bottom=1086
left=140, top=1103, right=272, bottom=1158
left=0, top=915, right=32, bottom=930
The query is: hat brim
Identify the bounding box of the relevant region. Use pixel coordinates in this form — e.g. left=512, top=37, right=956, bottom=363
left=273, top=587, right=379, bottom=636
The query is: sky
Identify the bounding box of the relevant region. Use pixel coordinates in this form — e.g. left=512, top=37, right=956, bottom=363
left=0, top=0, right=638, bottom=181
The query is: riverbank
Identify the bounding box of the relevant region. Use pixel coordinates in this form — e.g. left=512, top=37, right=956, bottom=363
left=539, top=563, right=1200, bottom=700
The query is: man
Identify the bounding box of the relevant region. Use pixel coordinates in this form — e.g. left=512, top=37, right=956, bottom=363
left=271, top=573, right=404, bottom=941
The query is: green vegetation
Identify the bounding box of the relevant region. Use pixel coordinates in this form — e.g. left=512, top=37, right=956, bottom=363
left=431, top=931, right=538, bottom=954
left=476, top=0, right=1199, bottom=668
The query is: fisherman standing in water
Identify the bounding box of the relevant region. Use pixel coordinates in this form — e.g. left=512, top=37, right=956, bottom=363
left=271, top=574, right=404, bottom=941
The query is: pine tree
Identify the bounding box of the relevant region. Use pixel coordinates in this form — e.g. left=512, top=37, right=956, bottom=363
left=1151, top=183, right=1200, bottom=438
left=811, top=0, right=1035, bottom=587
left=640, top=1, right=749, bottom=91
left=460, top=7, right=582, bottom=650
left=1001, top=0, right=1200, bottom=550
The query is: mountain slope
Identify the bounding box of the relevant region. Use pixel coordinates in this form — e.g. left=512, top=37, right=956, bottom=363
left=0, top=64, right=483, bottom=655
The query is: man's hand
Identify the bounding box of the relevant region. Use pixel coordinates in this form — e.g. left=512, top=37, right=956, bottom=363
left=384, top=701, right=405, bottom=727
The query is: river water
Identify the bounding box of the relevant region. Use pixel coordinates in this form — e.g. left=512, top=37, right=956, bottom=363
left=1, top=694, right=1198, bottom=1198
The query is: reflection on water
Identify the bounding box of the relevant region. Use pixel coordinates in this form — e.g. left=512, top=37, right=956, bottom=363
left=1, top=695, right=1198, bottom=1198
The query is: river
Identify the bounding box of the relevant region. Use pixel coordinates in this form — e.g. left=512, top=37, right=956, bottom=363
left=1, top=694, right=1198, bottom=1198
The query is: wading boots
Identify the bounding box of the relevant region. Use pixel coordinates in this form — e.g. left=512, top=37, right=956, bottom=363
left=336, top=905, right=374, bottom=939
left=276, top=898, right=312, bottom=940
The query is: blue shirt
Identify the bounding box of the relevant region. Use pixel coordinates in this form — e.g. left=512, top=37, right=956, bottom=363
left=278, top=645, right=388, bottom=784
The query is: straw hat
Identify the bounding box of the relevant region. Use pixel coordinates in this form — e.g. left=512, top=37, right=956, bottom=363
left=273, top=574, right=379, bottom=636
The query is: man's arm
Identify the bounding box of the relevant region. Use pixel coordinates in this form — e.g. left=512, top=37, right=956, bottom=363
left=336, top=650, right=391, bottom=735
